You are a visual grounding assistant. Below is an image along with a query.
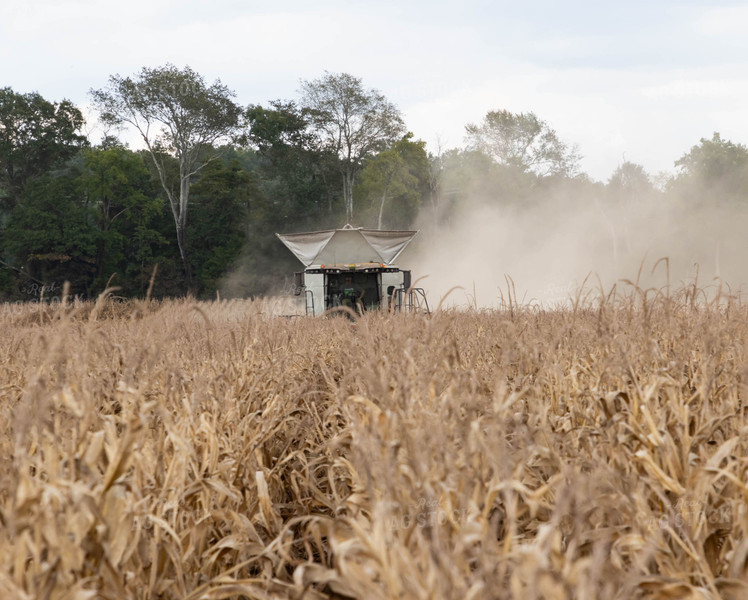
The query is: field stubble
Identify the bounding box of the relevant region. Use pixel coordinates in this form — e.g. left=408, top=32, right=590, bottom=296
left=1, top=286, right=748, bottom=599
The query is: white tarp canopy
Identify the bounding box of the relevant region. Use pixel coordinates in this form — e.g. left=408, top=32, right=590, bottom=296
left=277, top=225, right=417, bottom=267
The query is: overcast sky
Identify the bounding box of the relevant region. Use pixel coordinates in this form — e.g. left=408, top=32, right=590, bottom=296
left=3, top=0, right=748, bottom=181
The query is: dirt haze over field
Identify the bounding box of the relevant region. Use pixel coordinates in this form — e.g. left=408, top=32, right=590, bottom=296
left=405, top=191, right=748, bottom=308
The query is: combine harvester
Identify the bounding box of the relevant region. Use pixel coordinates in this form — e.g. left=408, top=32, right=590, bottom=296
left=277, top=224, right=429, bottom=316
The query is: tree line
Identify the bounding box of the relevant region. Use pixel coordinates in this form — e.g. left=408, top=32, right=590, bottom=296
left=1, top=65, right=747, bottom=300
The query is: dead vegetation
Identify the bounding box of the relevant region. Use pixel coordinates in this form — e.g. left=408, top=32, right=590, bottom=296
left=0, top=284, right=747, bottom=599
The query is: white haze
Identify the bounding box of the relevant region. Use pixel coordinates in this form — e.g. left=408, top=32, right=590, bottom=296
left=403, top=194, right=748, bottom=309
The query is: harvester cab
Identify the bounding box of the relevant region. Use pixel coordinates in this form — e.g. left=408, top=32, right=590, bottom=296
left=277, top=224, right=429, bottom=316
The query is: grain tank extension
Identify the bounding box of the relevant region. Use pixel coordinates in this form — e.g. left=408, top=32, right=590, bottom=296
left=277, top=224, right=429, bottom=316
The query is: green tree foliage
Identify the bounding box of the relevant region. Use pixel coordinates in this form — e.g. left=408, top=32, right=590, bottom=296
left=434, top=148, right=534, bottom=219
left=355, top=133, right=430, bottom=229
left=189, top=158, right=257, bottom=295
left=425, top=148, right=445, bottom=227
left=10, top=69, right=748, bottom=302
left=599, top=161, right=657, bottom=262
left=465, top=109, right=580, bottom=178
left=607, top=161, right=653, bottom=198
left=299, top=72, right=405, bottom=224
left=90, top=64, right=243, bottom=291
left=246, top=101, right=337, bottom=227
left=671, top=133, right=748, bottom=204
left=242, top=103, right=343, bottom=295
left=79, top=143, right=167, bottom=293
left=4, top=170, right=97, bottom=293
left=0, top=87, right=87, bottom=208
left=3, top=145, right=173, bottom=297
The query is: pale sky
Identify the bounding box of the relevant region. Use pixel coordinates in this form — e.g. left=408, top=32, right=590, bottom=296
left=3, top=0, right=748, bottom=182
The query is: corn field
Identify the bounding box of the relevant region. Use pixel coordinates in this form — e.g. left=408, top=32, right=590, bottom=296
left=1, top=283, right=748, bottom=599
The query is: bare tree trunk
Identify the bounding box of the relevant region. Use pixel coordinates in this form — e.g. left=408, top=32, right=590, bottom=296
left=149, top=153, right=193, bottom=293
left=175, top=224, right=192, bottom=291
left=176, top=175, right=193, bottom=292
left=342, top=168, right=355, bottom=224
left=377, top=189, right=387, bottom=230
left=429, top=186, right=440, bottom=227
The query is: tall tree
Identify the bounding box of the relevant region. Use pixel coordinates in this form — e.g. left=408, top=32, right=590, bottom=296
left=603, top=161, right=656, bottom=261
left=5, top=170, right=98, bottom=292
left=0, top=87, right=87, bottom=208
left=299, top=72, right=404, bottom=224
left=465, top=109, right=580, bottom=177
left=426, top=140, right=446, bottom=227
left=246, top=101, right=337, bottom=225
left=671, top=132, right=748, bottom=204
left=189, top=158, right=257, bottom=295
left=90, top=64, right=242, bottom=291
left=79, top=142, right=166, bottom=292
left=608, top=160, right=653, bottom=197
left=356, top=133, right=429, bottom=229
left=435, top=147, right=533, bottom=216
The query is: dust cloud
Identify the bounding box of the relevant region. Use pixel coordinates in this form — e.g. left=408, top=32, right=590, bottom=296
left=402, top=191, right=748, bottom=309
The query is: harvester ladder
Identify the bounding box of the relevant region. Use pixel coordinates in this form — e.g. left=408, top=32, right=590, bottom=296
left=394, top=287, right=430, bottom=314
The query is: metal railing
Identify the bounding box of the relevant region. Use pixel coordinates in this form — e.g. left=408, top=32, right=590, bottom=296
left=393, top=287, right=430, bottom=314
left=304, top=289, right=315, bottom=316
